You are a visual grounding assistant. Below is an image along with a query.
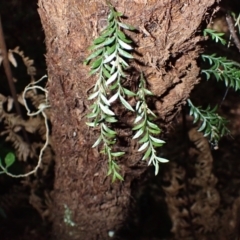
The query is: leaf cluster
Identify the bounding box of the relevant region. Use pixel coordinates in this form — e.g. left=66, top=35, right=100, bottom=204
left=85, top=6, right=168, bottom=181
left=202, top=54, right=240, bottom=91
left=187, top=99, right=230, bottom=146
left=133, top=74, right=168, bottom=175
left=203, top=28, right=226, bottom=45
left=85, top=6, right=135, bottom=181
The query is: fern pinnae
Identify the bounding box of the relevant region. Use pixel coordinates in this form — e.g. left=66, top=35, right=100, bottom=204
left=201, top=54, right=240, bottom=91
left=133, top=74, right=168, bottom=175
left=85, top=5, right=136, bottom=181
left=187, top=99, right=230, bottom=146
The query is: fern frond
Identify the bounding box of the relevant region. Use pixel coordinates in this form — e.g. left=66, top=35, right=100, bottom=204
left=201, top=54, right=240, bottom=91
left=188, top=99, right=230, bottom=146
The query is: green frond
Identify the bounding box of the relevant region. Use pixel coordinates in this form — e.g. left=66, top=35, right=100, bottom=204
left=85, top=4, right=136, bottom=181
left=203, top=28, right=226, bottom=45
left=132, top=74, right=168, bottom=175
left=187, top=99, right=230, bottom=146
left=201, top=54, right=240, bottom=91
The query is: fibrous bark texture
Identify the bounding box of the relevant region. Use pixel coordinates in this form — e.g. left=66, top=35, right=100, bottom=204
left=37, top=0, right=216, bottom=239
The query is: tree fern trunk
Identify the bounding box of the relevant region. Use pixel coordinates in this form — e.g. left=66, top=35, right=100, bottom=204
left=37, top=0, right=216, bottom=239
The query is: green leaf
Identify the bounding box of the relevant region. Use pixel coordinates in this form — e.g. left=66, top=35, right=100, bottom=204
left=108, top=10, right=114, bottom=21
left=113, top=171, right=124, bottom=181
left=118, top=39, right=133, bottom=50
left=90, top=67, right=100, bottom=75
left=118, top=22, right=135, bottom=30
left=135, top=101, right=142, bottom=112
left=115, top=11, right=123, bottom=17
left=152, top=141, right=165, bottom=147
left=118, top=48, right=133, bottom=59
left=106, top=71, right=118, bottom=85
left=91, top=57, right=102, bottom=69
left=99, top=103, right=115, bottom=116
left=139, top=132, right=149, bottom=144
left=88, top=91, right=99, bottom=100
left=117, top=30, right=132, bottom=43
left=92, top=136, right=102, bottom=148
left=103, top=51, right=117, bottom=64
left=103, top=36, right=116, bottom=46
left=134, top=112, right=144, bottom=124
left=119, top=95, right=134, bottom=111
left=105, top=117, right=118, bottom=123
left=4, top=152, right=15, bottom=168
left=102, top=67, right=111, bottom=78
left=154, top=163, right=159, bottom=175
left=108, top=92, right=119, bottom=103
left=148, top=127, right=161, bottom=134
left=119, top=57, right=129, bottom=67
left=100, top=93, right=110, bottom=106
left=142, top=146, right=152, bottom=160
left=106, top=45, right=116, bottom=55
left=111, top=152, right=125, bottom=157
left=93, top=36, right=106, bottom=45
left=156, top=156, right=169, bottom=163
left=122, top=87, right=136, bottom=96
left=87, top=112, right=98, bottom=119
left=198, top=120, right=207, bottom=132
left=86, top=48, right=103, bottom=62
left=133, top=128, right=144, bottom=139
left=147, top=121, right=159, bottom=130
left=86, top=121, right=98, bottom=127
left=149, top=136, right=165, bottom=144
left=102, top=123, right=116, bottom=135
left=143, top=89, right=153, bottom=95
left=101, top=26, right=116, bottom=38
left=132, top=120, right=145, bottom=130
left=138, top=142, right=149, bottom=152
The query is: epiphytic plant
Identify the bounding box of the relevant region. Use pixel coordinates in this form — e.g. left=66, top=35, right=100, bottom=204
left=86, top=6, right=135, bottom=181
left=202, top=54, right=240, bottom=91
left=85, top=5, right=167, bottom=181
left=187, top=21, right=240, bottom=146
left=85, top=5, right=135, bottom=182
left=187, top=99, right=230, bottom=146
left=133, top=74, right=168, bottom=175
left=203, top=28, right=226, bottom=45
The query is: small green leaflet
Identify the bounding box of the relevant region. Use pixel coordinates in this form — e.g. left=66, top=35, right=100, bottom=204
left=4, top=152, right=15, bottom=168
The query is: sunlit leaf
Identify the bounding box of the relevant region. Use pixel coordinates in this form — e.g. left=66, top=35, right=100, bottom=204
left=106, top=71, right=118, bottom=85
left=92, top=136, right=102, bottom=148
left=133, top=128, right=144, bottom=139
left=138, top=142, right=149, bottom=152
left=118, top=39, right=133, bottom=50
left=103, top=51, right=117, bottom=64
left=99, top=103, right=115, bottom=116
left=88, top=91, right=99, bottom=100
left=108, top=92, right=119, bottom=103
left=117, top=22, right=135, bottom=30
left=119, top=95, right=134, bottom=111
left=118, top=48, right=133, bottom=58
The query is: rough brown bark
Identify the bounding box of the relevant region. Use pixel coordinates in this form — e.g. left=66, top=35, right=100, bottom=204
left=37, top=0, right=216, bottom=239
